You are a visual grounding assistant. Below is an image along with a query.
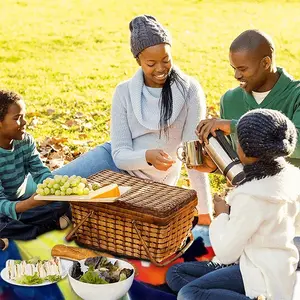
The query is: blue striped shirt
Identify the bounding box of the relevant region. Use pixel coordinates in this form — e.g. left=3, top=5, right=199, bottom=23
left=0, top=133, right=52, bottom=219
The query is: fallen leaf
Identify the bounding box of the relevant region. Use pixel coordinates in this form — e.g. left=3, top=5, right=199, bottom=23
left=65, top=119, right=79, bottom=127
left=26, top=112, right=41, bottom=118
left=74, top=112, right=84, bottom=118
left=47, top=108, right=55, bottom=115
left=79, top=133, right=88, bottom=139
left=48, top=151, right=64, bottom=160
left=79, top=122, right=93, bottom=130
left=36, top=136, right=88, bottom=171
left=61, top=124, right=70, bottom=130
left=72, top=140, right=88, bottom=146
left=49, top=158, right=65, bottom=170
left=49, top=137, right=69, bottom=145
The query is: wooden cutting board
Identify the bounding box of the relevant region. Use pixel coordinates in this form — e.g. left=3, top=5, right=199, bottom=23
left=34, top=186, right=131, bottom=202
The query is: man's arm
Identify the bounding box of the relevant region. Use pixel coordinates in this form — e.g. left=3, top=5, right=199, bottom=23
left=196, top=95, right=232, bottom=145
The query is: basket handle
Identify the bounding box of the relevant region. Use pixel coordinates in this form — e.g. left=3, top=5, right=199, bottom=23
left=65, top=210, right=94, bottom=242
left=132, top=220, right=194, bottom=267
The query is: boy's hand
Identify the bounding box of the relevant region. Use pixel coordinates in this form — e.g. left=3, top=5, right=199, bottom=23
left=213, top=194, right=230, bottom=217
left=146, top=149, right=176, bottom=171
left=28, top=193, right=50, bottom=207
left=15, top=194, right=50, bottom=213
left=196, top=118, right=231, bottom=145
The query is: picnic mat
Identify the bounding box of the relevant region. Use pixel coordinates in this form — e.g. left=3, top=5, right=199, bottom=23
left=0, top=225, right=213, bottom=300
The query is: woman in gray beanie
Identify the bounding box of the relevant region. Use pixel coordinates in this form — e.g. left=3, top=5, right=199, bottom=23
left=167, top=108, right=300, bottom=299
left=50, top=15, right=212, bottom=223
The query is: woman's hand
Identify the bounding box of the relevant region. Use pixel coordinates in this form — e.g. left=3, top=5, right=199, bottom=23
left=15, top=193, right=50, bottom=213
left=213, top=194, right=230, bottom=217
left=146, top=149, right=176, bottom=171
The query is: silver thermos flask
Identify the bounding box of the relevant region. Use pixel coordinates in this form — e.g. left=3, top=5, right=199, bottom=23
left=204, top=130, right=245, bottom=185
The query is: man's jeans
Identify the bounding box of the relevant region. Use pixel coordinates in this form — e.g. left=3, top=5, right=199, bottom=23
left=166, top=261, right=251, bottom=300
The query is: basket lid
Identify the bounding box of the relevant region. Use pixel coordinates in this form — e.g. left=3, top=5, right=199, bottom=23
left=88, top=170, right=197, bottom=218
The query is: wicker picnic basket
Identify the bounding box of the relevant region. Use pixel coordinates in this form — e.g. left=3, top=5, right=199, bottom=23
left=66, top=170, right=197, bottom=266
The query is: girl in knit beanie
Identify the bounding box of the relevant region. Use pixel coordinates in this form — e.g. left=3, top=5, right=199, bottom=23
left=167, top=108, right=300, bottom=300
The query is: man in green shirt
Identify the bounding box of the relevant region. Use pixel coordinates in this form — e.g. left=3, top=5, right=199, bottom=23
left=196, top=29, right=300, bottom=268
left=196, top=29, right=300, bottom=169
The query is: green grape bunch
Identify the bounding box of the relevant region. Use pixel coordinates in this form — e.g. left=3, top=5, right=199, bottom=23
left=36, top=175, right=100, bottom=196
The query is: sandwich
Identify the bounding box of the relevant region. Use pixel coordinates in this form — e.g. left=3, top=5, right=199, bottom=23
left=6, top=257, right=63, bottom=283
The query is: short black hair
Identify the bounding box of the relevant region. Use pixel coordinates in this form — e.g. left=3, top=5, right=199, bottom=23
left=0, top=90, right=22, bottom=121
left=230, top=29, right=275, bottom=59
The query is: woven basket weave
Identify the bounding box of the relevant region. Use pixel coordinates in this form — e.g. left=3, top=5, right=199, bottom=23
left=66, top=170, right=197, bottom=266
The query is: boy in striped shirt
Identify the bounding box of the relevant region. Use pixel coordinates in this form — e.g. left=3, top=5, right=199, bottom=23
left=0, top=90, right=70, bottom=243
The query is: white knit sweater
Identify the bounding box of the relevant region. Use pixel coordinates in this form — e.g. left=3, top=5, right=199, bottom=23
left=110, top=67, right=211, bottom=214
left=210, top=164, right=300, bottom=299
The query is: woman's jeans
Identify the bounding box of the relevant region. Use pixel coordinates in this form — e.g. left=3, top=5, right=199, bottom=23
left=166, top=261, right=251, bottom=300
left=53, top=142, right=123, bottom=177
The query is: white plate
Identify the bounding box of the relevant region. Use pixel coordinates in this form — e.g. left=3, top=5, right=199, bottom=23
left=0, top=259, right=72, bottom=287
left=34, top=186, right=131, bottom=203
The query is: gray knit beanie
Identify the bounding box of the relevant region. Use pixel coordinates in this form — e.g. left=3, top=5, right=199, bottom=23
left=237, top=109, right=297, bottom=159
left=129, top=15, right=171, bottom=58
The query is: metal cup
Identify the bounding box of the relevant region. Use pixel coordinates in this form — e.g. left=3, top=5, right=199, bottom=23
left=177, top=140, right=203, bottom=167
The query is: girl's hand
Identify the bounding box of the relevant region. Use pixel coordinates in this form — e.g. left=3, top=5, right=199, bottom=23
left=213, top=194, right=230, bottom=217
left=146, top=149, right=176, bottom=171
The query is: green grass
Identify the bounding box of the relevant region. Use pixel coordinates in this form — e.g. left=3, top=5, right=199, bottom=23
left=1, top=0, right=300, bottom=191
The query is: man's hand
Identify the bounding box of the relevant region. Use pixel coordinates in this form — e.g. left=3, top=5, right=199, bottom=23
left=192, top=148, right=218, bottom=173
left=196, top=118, right=231, bottom=145
left=15, top=193, right=50, bottom=213
left=213, top=194, right=230, bottom=217
left=146, top=149, right=176, bottom=171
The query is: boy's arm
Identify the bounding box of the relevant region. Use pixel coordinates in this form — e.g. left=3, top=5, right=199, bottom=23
left=0, top=181, right=19, bottom=220
left=0, top=181, right=49, bottom=220
left=26, top=135, right=53, bottom=184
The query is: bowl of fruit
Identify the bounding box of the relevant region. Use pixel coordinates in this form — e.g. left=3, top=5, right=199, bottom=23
left=68, top=256, right=134, bottom=300
left=34, top=175, right=130, bottom=203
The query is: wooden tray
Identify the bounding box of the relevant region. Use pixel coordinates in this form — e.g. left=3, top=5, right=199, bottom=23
left=34, top=186, right=131, bottom=202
